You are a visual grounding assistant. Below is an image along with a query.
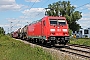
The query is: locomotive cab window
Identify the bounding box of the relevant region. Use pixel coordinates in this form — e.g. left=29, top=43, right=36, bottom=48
left=50, top=20, right=57, bottom=25
left=58, top=20, right=66, bottom=25
left=49, top=19, right=66, bottom=25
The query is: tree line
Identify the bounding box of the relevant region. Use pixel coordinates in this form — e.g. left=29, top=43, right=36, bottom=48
left=0, top=27, right=5, bottom=35
left=45, top=1, right=82, bottom=32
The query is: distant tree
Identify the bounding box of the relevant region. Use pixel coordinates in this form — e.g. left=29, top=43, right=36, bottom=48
left=46, top=1, right=82, bottom=31
left=0, top=27, right=5, bottom=35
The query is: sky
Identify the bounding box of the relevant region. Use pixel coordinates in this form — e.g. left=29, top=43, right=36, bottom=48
left=0, top=0, right=90, bottom=34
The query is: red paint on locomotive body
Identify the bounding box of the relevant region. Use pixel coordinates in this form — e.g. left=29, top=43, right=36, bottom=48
left=27, top=16, right=69, bottom=41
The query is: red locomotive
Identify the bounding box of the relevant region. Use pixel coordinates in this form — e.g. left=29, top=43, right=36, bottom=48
left=12, top=16, right=69, bottom=46
left=27, top=16, right=69, bottom=45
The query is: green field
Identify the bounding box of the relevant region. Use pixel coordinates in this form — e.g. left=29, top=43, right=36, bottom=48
left=0, top=35, right=53, bottom=60
left=70, top=38, right=90, bottom=46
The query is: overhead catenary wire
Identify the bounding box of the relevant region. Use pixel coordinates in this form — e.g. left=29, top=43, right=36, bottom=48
left=40, top=0, right=50, bottom=8
left=71, top=0, right=78, bottom=4
left=74, top=2, right=90, bottom=12
left=76, top=2, right=90, bottom=9
left=24, top=0, right=90, bottom=25
left=11, top=0, right=38, bottom=32
left=29, top=0, right=38, bottom=10
left=13, top=0, right=90, bottom=33
left=30, top=0, right=90, bottom=19
left=35, top=0, right=80, bottom=17
left=37, top=1, right=90, bottom=17
left=31, top=0, right=50, bottom=19
left=22, top=0, right=90, bottom=29
left=26, top=0, right=90, bottom=22
left=19, top=0, right=38, bottom=21
left=22, top=0, right=38, bottom=23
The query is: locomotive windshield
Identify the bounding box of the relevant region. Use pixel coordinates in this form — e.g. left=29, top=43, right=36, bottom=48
left=50, top=19, right=66, bottom=25
left=50, top=20, right=57, bottom=25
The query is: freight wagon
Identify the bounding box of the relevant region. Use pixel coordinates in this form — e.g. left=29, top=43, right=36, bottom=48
left=12, top=31, right=18, bottom=38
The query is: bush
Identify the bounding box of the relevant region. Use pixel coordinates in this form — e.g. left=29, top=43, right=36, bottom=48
left=69, top=29, right=72, bottom=36
left=70, top=39, right=90, bottom=46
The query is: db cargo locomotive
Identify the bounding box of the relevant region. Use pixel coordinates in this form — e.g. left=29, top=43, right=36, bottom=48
left=13, top=16, right=69, bottom=46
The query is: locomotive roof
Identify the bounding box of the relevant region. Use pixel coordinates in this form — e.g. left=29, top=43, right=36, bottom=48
left=44, top=16, right=66, bottom=19
left=29, top=19, right=42, bottom=25
left=29, top=16, right=66, bottom=25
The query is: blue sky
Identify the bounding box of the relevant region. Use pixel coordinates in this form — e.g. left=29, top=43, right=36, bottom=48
left=0, top=0, right=90, bottom=34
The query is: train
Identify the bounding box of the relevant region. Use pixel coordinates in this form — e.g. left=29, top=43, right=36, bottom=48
left=12, top=16, right=70, bottom=46
left=72, top=28, right=90, bottom=38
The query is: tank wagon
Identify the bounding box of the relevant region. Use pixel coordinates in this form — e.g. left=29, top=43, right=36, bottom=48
left=26, top=16, right=69, bottom=46
left=12, top=31, right=18, bottom=38
left=16, top=28, right=22, bottom=39
left=20, top=25, right=28, bottom=39
left=15, top=26, right=28, bottom=39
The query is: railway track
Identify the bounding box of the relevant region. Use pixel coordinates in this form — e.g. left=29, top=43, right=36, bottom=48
left=53, top=44, right=90, bottom=59
left=28, top=40, right=90, bottom=59
left=67, top=44, right=90, bottom=49
left=16, top=39, right=90, bottom=59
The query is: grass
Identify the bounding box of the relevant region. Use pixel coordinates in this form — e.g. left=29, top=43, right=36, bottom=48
left=0, top=34, right=53, bottom=60
left=70, top=37, right=90, bottom=46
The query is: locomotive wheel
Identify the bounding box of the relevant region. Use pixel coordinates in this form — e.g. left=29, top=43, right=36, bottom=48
left=36, top=39, right=40, bottom=45
left=64, top=40, right=68, bottom=45
left=46, top=42, right=51, bottom=48
left=51, top=41, right=55, bottom=46
left=30, top=38, right=33, bottom=43
left=42, top=41, right=47, bottom=47
left=64, top=43, right=66, bottom=45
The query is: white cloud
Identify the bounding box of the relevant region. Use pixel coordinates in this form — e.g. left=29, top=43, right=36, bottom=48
left=22, top=8, right=45, bottom=15
left=6, top=17, right=32, bottom=28
left=5, top=11, right=43, bottom=33
left=0, top=4, right=25, bottom=11
left=74, top=5, right=77, bottom=7
left=0, top=24, right=9, bottom=27
left=79, top=18, right=90, bottom=21
left=0, top=0, right=15, bottom=5
left=78, top=21, right=90, bottom=29
left=77, top=12, right=90, bottom=28
left=0, top=0, right=26, bottom=11
left=0, top=23, right=22, bottom=33
left=19, top=16, right=28, bottom=19
left=85, top=4, right=90, bottom=10
left=25, top=0, right=41, bottom=2
left=3, top=8, right=45, bottom=33
left=7, top=18, right=20, bottom=22
left=22, top=8, right=45, bottom=19
left=7, top=18, right=32, bottom=23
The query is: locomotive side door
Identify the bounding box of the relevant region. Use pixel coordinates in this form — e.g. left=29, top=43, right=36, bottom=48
left=41, top=20, right=46, bottom=37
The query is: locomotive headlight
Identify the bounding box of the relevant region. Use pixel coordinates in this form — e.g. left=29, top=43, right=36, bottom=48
left=50, top=29, right=55, bottom=32
left=63, top=29, right=67, bottom=32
